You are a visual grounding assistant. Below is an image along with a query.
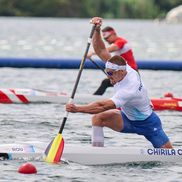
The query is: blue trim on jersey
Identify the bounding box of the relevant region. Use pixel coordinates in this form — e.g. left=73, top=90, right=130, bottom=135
left=120, top=111, right=169, bottom=148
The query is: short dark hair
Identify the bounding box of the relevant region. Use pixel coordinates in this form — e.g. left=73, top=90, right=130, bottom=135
left=102, top=26, right=115, bottom=32
left=108, top=55, right=126, bottom=66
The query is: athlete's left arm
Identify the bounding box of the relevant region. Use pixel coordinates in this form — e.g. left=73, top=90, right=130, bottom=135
left=107, top=44, right=120, bottom=52
left=66, top=99, right=116, bottom=114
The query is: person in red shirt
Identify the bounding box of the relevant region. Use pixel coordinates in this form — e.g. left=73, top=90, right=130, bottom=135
left=87, top=26, right=138, bottom=95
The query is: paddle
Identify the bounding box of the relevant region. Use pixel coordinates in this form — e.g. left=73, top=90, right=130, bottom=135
left=89, top=58, right=107, bottom=76
left=44, top=25, right=96, bottom=163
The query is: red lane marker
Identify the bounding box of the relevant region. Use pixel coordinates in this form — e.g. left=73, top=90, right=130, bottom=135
left=0, top=90, right=13, bottom=103
left=10, top=89, right=30, bottom=103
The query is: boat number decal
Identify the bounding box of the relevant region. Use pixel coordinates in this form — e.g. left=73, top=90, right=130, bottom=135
left=12, top=147, right=24, bottom=152
left=147, top=148, right=182, bottom=155
left=11, top=145, right=35, bottom=152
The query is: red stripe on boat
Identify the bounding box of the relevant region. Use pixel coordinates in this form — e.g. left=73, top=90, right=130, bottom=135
left=10, top=89, right=29, bottom=103
left=151, top=99, right=182, bottom=111
left=54, top=138, right=64, bottom=163
left=0, top=90, right=13, bottom=103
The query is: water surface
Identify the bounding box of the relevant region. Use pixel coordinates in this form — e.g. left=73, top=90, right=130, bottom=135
left=0, top=17, right=182, bottom=182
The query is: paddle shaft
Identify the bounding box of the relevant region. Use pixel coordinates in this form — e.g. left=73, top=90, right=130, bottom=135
left=89, top=58, right=107, bottom=76
left=59, top=25, right=96, bottom=134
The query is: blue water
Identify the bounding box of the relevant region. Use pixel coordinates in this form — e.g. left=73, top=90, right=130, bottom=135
left=0, top=17, right=182, bottom=182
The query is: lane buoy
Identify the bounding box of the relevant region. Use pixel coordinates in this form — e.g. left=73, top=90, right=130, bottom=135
left=164, top=92, right=174, bottom=98
left=18, top=163, right=37, bottom=174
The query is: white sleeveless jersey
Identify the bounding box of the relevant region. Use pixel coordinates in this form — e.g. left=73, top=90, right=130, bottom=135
left=110, top=65, right=152, bottom=121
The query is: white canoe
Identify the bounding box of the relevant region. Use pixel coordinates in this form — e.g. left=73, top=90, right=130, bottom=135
left=0, top=88, right=106, bottom=104
left=0, top=142, right=182, bottom=165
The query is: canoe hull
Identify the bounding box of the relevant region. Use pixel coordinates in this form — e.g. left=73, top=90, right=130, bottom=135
left=0, top=142, right=182, bottom=165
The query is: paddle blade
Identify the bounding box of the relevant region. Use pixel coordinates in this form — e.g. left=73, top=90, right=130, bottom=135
left=44, top=134, right=64, bottom=163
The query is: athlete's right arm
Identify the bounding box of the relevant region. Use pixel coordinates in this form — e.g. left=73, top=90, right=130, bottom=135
left=90, top=17, right=111, bottom=62
left=66, top=99, right=116, bottom=114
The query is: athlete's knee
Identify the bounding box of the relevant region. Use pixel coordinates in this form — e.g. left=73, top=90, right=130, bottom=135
left=160, top=141, right=173, bottom=149
left=92, top=114, right=105, bottom=127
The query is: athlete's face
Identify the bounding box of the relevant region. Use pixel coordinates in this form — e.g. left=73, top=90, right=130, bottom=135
left=104, top=34, right=114, bottom=44
left=105, top=69, right=127, bottom=85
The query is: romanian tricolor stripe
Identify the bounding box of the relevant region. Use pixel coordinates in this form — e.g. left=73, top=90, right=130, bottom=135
left=45, top=134, right=64, bottom=163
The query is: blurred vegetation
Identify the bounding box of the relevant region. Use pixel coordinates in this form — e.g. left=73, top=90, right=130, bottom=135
left=0, top=0, right=181, bottom=19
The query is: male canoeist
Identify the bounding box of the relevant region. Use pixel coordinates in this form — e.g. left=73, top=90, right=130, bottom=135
left=66, top=17, right=172, bottom=149
left=87, top=25, right=138, bottom=95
